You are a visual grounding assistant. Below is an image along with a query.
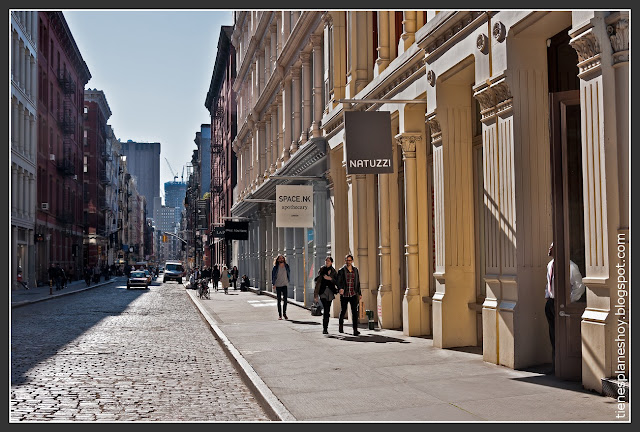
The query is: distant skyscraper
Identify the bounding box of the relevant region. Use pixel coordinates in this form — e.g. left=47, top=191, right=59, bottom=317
left=120, top=140, right=161, bottom=215
left=195, top=124, right=211, bottom=195
left=164, top=180, right=187, bottom=227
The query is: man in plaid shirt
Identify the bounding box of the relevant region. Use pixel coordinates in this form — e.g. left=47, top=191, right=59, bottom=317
left=336, top=254, right=362, bottom=336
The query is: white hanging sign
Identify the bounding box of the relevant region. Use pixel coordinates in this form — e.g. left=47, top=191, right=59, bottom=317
left=276, top=185, right=313, bottom=228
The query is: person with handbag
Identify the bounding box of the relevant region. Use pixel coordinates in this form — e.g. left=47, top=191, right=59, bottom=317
left=336, top=254, right=362, bottom=336
left=271, top=255, right=290, bottom=320
left=314, top=256, right=338, bottom=334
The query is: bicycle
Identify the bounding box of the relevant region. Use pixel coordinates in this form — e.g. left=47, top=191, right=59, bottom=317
left=198, top=278, right=210, bottom=299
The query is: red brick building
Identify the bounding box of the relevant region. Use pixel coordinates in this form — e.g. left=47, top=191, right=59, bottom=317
left=83, top=89, right=112, bottom=268
left=205, top=25, right=237, bottom=267
left=36, top=11, right=90, bottom=284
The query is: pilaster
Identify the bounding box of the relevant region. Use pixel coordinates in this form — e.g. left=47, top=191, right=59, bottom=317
left=398, top=132, right=423, bottom=336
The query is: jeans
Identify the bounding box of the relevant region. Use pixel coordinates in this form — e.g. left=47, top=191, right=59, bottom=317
left=276, top=286, right=288, bottom=317
left=339, top=295, right=359, bottom=331
left=321, top=298, right=332, bottom=330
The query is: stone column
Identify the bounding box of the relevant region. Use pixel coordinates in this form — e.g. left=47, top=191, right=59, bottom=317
left=29, top=114, right=36, bottom=161
left=11, top=99, right=17, bottom=149
left=264, top=34, right=271, bottom=82
left=399, top=11, right=417, bottom=55
left=427, top=113, right=447, bottom=346
left=256, top=121, right=265, bottom=186
left=293, top=227, right=304, bottom=301
left=264, top=209, right=273, bottom=291
left=275, top=14, right=282, bottom=57
left=270, top=22, right=278, bottom=70
left=568, top=15, right=627, bottom=392
left=264, top=114, right=272, bottom=179
left=12, top=165, right=17, bottom=216
left=275, top=93, right=284, bottom=169
left=281, top=76, right=292, bottom=163
left=282, top=11, right=291, bottom=42
left=300, top=52, right=312, bottom=142
left=290, top=64, right=302, bottom=155
left=17, top=104, right=24, bottom=155
left=311, top=34, right=323, bottom=138
left=397, top=133, right=423, bottom=335
left=269, top=105, right=277, bottom=174
left=377, top=167, right=394, bottom=328
left=375, top=11, right=390, bottom=75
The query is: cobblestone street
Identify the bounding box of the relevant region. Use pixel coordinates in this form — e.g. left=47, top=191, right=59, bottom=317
left=10, top=278, right=271, bottom=421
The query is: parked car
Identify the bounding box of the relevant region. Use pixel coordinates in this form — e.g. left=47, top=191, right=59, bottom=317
left=163, top=261, right=185, bottom=284
left=127, top=270, right=149, bottom=289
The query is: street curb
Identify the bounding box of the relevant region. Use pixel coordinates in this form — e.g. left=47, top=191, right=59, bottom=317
left=186, top=289, right=296, bottom=422
left=11, top=279, right=116, bottom=308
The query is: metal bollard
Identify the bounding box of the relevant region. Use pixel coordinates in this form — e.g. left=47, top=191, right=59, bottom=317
left=365, top=310, right=375, bottom=330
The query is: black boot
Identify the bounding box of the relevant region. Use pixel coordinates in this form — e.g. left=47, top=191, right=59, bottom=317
left=339, top=319, right=344, bottom=333
left=353, top=327, right=360, bottom=336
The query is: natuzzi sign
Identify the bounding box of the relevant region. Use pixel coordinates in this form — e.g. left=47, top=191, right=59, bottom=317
left=344, top=111, right=394, bottom=175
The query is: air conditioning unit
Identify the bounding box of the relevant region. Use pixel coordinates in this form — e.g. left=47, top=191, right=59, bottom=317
left=49, top=154, right=56, bottom=161
left=41, top=202, right=49, bottom=210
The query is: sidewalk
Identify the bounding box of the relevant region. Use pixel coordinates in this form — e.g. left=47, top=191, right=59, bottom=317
left=11, top=276, right=118, bottom=308
left=187, top=285, right=628, bottom=422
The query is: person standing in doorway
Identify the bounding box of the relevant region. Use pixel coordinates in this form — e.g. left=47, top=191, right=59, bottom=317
left=230, top=265, right=239, bottom=290
left=271, top=255, right=290, bottom=320
left=545, top=242, right=556, bottom=373
left=336, top=254, right=362, bottom=336
left=314, top=256, right=338, bottom=334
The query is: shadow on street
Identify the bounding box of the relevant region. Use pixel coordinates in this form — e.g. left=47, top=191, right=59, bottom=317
left=11, top=281, right=146, bottom=386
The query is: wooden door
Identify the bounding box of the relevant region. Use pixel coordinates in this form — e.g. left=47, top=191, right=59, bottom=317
left=550, top=90, right=586, bottom=381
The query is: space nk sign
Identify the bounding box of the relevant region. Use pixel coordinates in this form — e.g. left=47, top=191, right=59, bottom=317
left=276, top=185, right=313, bottom=228
left=344, top=111, right=394, bottom=175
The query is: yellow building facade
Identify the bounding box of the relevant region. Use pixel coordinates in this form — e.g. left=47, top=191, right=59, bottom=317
left=231, top=10, right=629, bottom=394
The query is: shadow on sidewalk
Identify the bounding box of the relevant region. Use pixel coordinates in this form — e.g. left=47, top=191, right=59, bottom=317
left=287, top=319, right=321, bottom=326
left=327, top=334, right=410, bottom=344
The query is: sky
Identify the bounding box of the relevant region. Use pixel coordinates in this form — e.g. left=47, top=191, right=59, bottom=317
left=63, top=10, right=233, bottom=202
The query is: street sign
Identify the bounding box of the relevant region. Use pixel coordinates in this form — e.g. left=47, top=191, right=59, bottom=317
left=224, top=221, right=249, bottom=240
left=344, top=111, right=394, bottom=175
left=213, top=226, right=226, bottom=238
left=276, top=185, right=313, bottom=228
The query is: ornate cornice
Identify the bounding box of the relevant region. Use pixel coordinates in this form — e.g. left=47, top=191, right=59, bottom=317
left=395, top=133, right=422, bottom=157
left=606, top=13, right=629, bottom=65
left=569, top=28, right=602, bottom=76
left=425, top=113, right=442, bottom=146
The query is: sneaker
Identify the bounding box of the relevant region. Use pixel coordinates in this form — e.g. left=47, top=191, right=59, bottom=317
left=353, top=330, right=361, bottom=336
left=278, top=316, right=283, bottom=320
left=322, top=329, right=328, bottom=334
left=283, top=314, right=288, bottom=320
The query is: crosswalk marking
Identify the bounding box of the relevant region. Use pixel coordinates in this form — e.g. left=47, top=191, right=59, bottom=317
left=247, top=299, right=277, bottom=307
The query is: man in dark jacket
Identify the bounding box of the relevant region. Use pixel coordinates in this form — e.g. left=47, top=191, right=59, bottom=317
left=336, top=254, right=362, bottom=336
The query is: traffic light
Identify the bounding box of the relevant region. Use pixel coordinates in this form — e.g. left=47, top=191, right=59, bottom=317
left=181, top=242, right=186, bottom=251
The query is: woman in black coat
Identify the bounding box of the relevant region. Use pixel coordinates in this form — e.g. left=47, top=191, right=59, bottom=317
left=314, top=256, right=338, bottom=334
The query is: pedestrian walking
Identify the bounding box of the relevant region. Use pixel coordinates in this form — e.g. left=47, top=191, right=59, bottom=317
left=220, top=265, right=230, bottom=294
left=314, top=256, right=338, bottom=334
left=336, top=254, right=362, bottom=336
left=212, top=265, right=220, bottom=292
left=48, top=263, right=58, bottom=288
left=271, top=255, right=290, bottom=320
left=230, top=266, right=239, bottom=290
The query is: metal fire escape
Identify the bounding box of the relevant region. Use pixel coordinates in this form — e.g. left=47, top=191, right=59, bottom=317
left=56, top=68, right=76, bottom=227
